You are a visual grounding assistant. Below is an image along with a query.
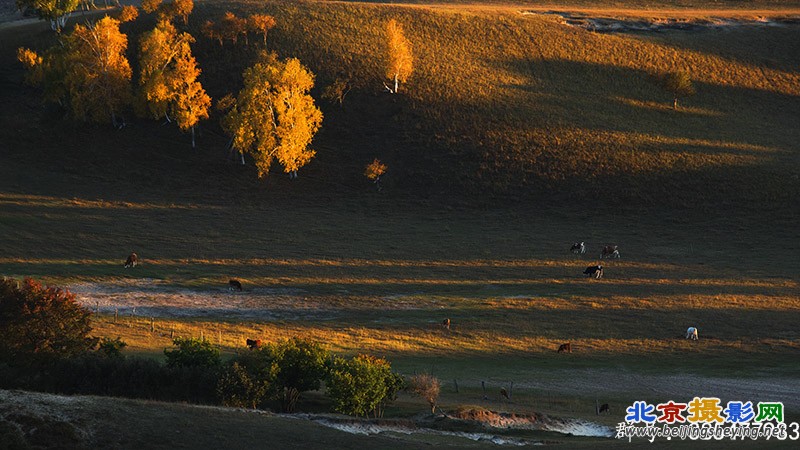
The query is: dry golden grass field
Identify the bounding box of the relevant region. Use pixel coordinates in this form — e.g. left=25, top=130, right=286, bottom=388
left=1, top=0, right=799, bottom=447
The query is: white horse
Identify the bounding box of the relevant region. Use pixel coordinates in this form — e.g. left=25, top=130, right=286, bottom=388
left=686, top=327, right=698, bottom=340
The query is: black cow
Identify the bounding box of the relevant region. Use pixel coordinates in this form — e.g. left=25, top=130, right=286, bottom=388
left=124, top=252, right=138, bottom=268
left=229, top=279, right=243, bottom=291
left=599, top=403, right=610, bottom=414
left=600, top=245, right=620, bottom=259
left=442, top=318, right=451, bottom=330
left=246, top=338, right=261, bottom=349
left=557, top=342, right=572, bottom=353
left=583, top=265, right=603, bottom=279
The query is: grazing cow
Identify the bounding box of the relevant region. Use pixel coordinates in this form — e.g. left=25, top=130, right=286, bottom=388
left=557, top=342, right=572, bottom=353
left=229, top=279, right=243, bottom=291
left=600, top=245, right=620, bottom=259
left=500, top=387, right=509, bottom=400
left=583, top=264, right=603, bottom=279
left=246, top=338, right=261, bottom=349
left=124, top=252, right=138, bottom=268
left=570, top=241, right=586, bottom=254
left=599, top=403, right=610, bottom=414
left=686, top=327, right=698, bottom=340
left=442, top=318, right=451, bottom=330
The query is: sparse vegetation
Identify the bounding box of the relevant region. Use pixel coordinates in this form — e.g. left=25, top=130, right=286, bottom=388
left=409, top=373, right=440, bottom=414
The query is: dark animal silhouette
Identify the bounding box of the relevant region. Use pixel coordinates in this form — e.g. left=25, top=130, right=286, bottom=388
left=124, top=252, right=138, bottom=268
left=599, top=403, right=610, bottom=414
left=229, top=279, right=243, bottom=291
left=500, top=387, right=509, bottom=400
left=570, top=242, right=586, bottom=254
left=442, top=318, right=451, bottom=330
left=600, top=245, right=620, bottom=259
left=557, top=342, right=572, bottom=353
left=246, top=338, right=261, bottom=349
left=583, top=264, right=603, bottom=279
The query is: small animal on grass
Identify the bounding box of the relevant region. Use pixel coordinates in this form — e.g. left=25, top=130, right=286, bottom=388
left=600, top=245, right=620, bottom=259
left=557, top=342, right=572, bottom=353
left=124, top=252, right=138, bottom=268
left=442, top=318, right=451, bottom=330
left=686, top=327, right=698, bottom=340
left=500, top=387, right=509, bottom=400
left=228, top=279, right=243, bottom=291
left=583, top=264, right=603, bottom=279
left=246, top=338, right=261, bottom=349
left=570, top=242, right=586, bottom=254
left=599, top=403, right=610, bottom=414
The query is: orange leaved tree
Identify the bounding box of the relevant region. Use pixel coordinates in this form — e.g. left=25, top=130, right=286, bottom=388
left=384, top=19, right=413, bottom=94
left=248, top=14, right=276, bottom=47
left=64, top=15, right=132, bottom=127
left=223, top=52, right=323, bottom=179
left=139, top=20, right=210, bottom=147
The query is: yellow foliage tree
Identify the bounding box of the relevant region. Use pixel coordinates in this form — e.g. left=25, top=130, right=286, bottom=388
left=384, top=19, right=413, bottom=94
left=223, top=52, right=323, bottom=178
left=118, top=5, right=138, bottom=23
left=141, top=0, right=161, bottom=14
left=364, top=158, right=387, bottom=191
left=248, top=14, right=276, bottom=47
left=16, top=0, right=80, bottom=31
left=63, top=16, right=132, bottom=126
left=139, top=20, right=210, bottom=147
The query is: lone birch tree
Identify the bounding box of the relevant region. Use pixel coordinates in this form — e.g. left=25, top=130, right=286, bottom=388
left=384, top=19, right=413, bottom=94
left=223, top=52, right=322, bottom=178
left=139, top=20, right=210, bottom=147
left=663, top=71, right=695, bottom=110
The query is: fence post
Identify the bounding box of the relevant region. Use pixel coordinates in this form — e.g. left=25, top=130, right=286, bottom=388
left=150, top=317, right=155, bottom=333
left=454, top=379, right=458, bottom=393
left=114, top=308, right=118, bottom=323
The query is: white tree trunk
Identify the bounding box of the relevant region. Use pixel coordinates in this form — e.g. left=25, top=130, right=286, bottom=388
left=191, top=126, right=196, bottom=148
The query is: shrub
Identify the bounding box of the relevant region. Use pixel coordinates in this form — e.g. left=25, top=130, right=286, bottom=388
left=216, top=361, right=269, bottom=409
left=164, top=337, right=220, bottom=369
left=327, top=354, right=402, bottom=418
left=97, top=337, right=127, bottom=358
left=409, top=373, right=440, bottom=413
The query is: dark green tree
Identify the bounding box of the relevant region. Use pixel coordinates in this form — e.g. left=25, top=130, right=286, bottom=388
left=266, top=337, right=330, bottom=413
left=326, top=354, right=402, bottom=418
left=164, top=337, right=220, bottom=368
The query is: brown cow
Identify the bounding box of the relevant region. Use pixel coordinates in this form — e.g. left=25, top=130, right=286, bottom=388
left=442, top=318, right=451, bottom=330
left=245, top=338, right=261, bottom=349
left=557, top=342, right=572, bottom=353
left=124, top=252, right=138, bottom=268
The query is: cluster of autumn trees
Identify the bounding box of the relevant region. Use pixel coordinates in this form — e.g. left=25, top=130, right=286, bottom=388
left=18, top=2, right=415, bottom=180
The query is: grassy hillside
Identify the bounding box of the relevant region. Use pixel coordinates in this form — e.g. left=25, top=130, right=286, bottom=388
left=1, top=0, right=798, bottom=207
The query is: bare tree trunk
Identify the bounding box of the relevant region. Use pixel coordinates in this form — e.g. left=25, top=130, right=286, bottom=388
left=191, top=126, right=196, bottom=148
left=673, top=97, right=678, bottom=110
left=394, top=73, right=399, bottom=94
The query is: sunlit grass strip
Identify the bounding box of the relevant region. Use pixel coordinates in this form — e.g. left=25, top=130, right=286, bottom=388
left=92, top=315, right=800, bottom=358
